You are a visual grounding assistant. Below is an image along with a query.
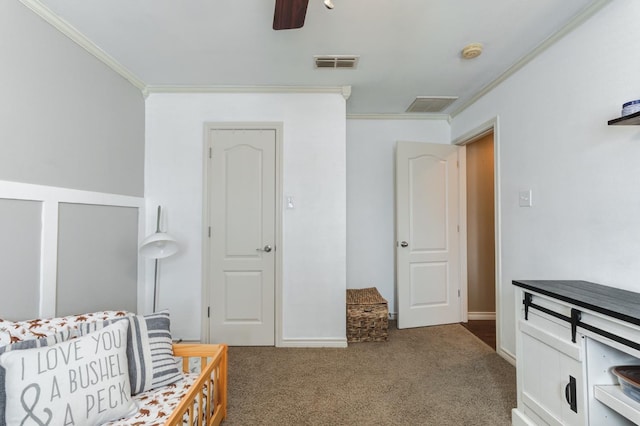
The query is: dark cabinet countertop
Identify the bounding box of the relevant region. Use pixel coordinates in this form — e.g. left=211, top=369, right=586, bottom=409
left=513, top=280, right=640, bottom=327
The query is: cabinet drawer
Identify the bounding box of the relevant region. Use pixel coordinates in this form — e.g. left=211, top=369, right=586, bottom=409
left=520, top=312, right=583, bottom=361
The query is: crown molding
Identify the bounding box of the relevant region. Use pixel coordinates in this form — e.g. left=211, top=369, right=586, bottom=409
left=21, top=0, right=611, bottom=116
left=144, top=85, right=351, bottom=98
left=19, top=0, right=146, bottom=92
left=347, top=113, right=451, bottom=121
left=451, top=0, right=612, bottom=118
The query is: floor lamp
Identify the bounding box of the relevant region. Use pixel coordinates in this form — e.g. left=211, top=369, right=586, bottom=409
left=139, top=206, right=179, bottom=312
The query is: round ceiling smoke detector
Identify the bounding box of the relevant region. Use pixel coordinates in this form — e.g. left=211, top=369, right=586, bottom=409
left=461, top=43, right=483, bottom=59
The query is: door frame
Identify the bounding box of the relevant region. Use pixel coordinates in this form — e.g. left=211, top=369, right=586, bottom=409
left=453, top=117, right=511, bottom=364
left=200, top=122, right=284, bottom=346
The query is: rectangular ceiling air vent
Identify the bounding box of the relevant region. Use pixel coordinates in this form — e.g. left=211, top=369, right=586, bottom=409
left=314, top=55, right=359, bottom=69
left=406, top=96, right=458, bottom=113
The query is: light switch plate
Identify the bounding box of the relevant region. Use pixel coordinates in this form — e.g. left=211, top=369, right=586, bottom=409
left=519, top=190, right=532, bottom=207
left=286, top=196, right=295, bottom=209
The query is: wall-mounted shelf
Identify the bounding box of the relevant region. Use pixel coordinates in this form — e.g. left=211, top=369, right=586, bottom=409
left=608, top=111, right=640, bottom=125
left=594, top=385, right=640, bottom=424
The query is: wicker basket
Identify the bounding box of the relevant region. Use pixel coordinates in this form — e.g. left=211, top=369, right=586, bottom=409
left=346, top=287, right=388, bottom=342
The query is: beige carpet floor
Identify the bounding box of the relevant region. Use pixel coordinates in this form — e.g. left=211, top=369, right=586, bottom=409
left=224, top=322, right=516, bottom=425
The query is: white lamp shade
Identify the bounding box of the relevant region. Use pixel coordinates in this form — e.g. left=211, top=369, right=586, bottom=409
left=139, top=232, right=179, bottom=259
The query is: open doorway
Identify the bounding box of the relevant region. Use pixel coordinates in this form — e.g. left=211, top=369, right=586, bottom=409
left=461, top=131, right=496, bottom=350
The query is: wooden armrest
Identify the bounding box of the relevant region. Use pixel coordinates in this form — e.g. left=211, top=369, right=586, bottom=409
left=165, top=343, right=228, bottom=426
left=173, top=343, right=226, bottom=359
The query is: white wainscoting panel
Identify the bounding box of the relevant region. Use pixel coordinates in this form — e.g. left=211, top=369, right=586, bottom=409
left=0, top=180, right=144, bottom=319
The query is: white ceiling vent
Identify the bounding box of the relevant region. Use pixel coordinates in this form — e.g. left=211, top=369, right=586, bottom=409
left=314, top=55, right=359, bottom=69
left=406, top=96, right=458, bottom=113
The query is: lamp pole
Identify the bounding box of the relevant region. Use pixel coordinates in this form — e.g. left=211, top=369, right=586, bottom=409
left=153, top=205, right=161, bottom=312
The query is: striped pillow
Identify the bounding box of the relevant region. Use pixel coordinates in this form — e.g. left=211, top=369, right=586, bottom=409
left=79, top=311, right=183, bottom=395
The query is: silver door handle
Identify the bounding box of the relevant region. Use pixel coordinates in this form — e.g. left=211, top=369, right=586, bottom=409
left=400, top=241, right=408, bottom=247
left=257, top=245, right=272, bottom=253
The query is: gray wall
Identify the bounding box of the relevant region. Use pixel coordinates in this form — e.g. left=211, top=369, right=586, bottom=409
left=0, top=199, right=42, bottom=321
left=0, top=1, right=144, bottom=197
left=56, top=204, right=138, bottom=316
left=0, top=2, right=145, bottom=320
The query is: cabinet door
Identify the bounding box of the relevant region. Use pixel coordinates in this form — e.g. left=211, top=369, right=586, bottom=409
left=519, top=314, right=586, bottom=425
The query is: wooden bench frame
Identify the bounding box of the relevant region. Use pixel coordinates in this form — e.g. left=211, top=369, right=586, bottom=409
left=166, top=344, right=228, bottom=425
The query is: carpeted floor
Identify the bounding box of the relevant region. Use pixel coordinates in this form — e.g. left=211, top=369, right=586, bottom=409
left=225, top=322, right=516, bottom=425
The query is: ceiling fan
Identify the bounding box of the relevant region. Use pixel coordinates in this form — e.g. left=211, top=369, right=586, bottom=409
left=273, top=0, right=334, bottom=30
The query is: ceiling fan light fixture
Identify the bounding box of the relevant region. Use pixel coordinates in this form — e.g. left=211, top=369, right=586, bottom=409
left=324, top=0, right=334, bottom=9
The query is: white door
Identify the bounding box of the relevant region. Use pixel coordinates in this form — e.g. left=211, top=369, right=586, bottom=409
left=209, top=128, right=276, bottom=345
left=396, top=141, right=461, bottom=329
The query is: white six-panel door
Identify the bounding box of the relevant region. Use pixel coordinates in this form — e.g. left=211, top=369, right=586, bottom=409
left=396, top=141, right=461, bottom=329
left=209, top=128, right=276, bottom=345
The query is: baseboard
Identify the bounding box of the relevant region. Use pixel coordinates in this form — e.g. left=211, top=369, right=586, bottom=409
left=278, top=338, right=348, bottom=348
left=498, top=347, right=516, bottom=366
left=468, top=311, right=496, bottom=320
left=392, top=312, right=492, bottom=321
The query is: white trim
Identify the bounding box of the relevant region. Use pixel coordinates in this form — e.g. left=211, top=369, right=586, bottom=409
left=18, top=0, right=146, bottom=92
left=499, top=347, right=516, bottom=367
left=341, top=86, right=352, bottom=100
left=201, top=123, right=284, bottom=347
left=20, top=0, right=611, bottom=117
left=458, top=145, right=468, bottom=323
left=451, top=0, right=612, bottom=117
left=279, top=338, right=348, bottom=348
left=452, top=125, right=494, bottom=146
left=388, top=312, right=397, bottom=321
left=39, top=201, right=58, bottom=318
left=0, top=180, right=144, bottom=207
left=453, top=117, right=504, bottom=361
left=200, top=129, right=211, bottom=345
left=0, top=180, right=145, bottom=317
left=347, top=113, right=450, bottom=121
left=145, top=85, right=349, bottom=96
left=468, top=312, right=496, bottom=321
left=274, top=127, right=284, bottom=347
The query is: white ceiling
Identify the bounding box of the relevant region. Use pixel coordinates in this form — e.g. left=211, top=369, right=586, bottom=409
left=31, top=0, right=606, bottom=115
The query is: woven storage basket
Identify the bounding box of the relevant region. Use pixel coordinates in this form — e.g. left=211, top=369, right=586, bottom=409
left=346, top=287, right=388, bottom=342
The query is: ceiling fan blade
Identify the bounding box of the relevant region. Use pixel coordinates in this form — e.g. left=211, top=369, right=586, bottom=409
left=273, top=0, right=309, bottom=30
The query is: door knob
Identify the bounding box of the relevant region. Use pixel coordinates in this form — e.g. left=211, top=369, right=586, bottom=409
left=400, top=241, right=408, bottom=247
left=257, top=245, right=272, bottom=252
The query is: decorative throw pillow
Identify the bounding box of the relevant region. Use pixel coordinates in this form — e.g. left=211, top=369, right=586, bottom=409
left=0, top=330, right=10, bottom=347
left=0, top=322, right=29, bottom=347
left=77, top=311, right=183, bottom=395
left=0, top=321, right=138, bottom=426
left=4, top=311, right=132, bottom=343
left=0, top=320, right=14, bottom=346
left=0, top=331, right=74, bottom=426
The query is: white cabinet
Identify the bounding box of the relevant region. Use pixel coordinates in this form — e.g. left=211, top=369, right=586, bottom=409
left=518, top=313, right=586, bottom=425
left=512, top=280, right=640, bottom=426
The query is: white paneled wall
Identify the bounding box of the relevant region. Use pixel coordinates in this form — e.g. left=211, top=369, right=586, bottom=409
left=145, top=92, right=347, bottom=344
